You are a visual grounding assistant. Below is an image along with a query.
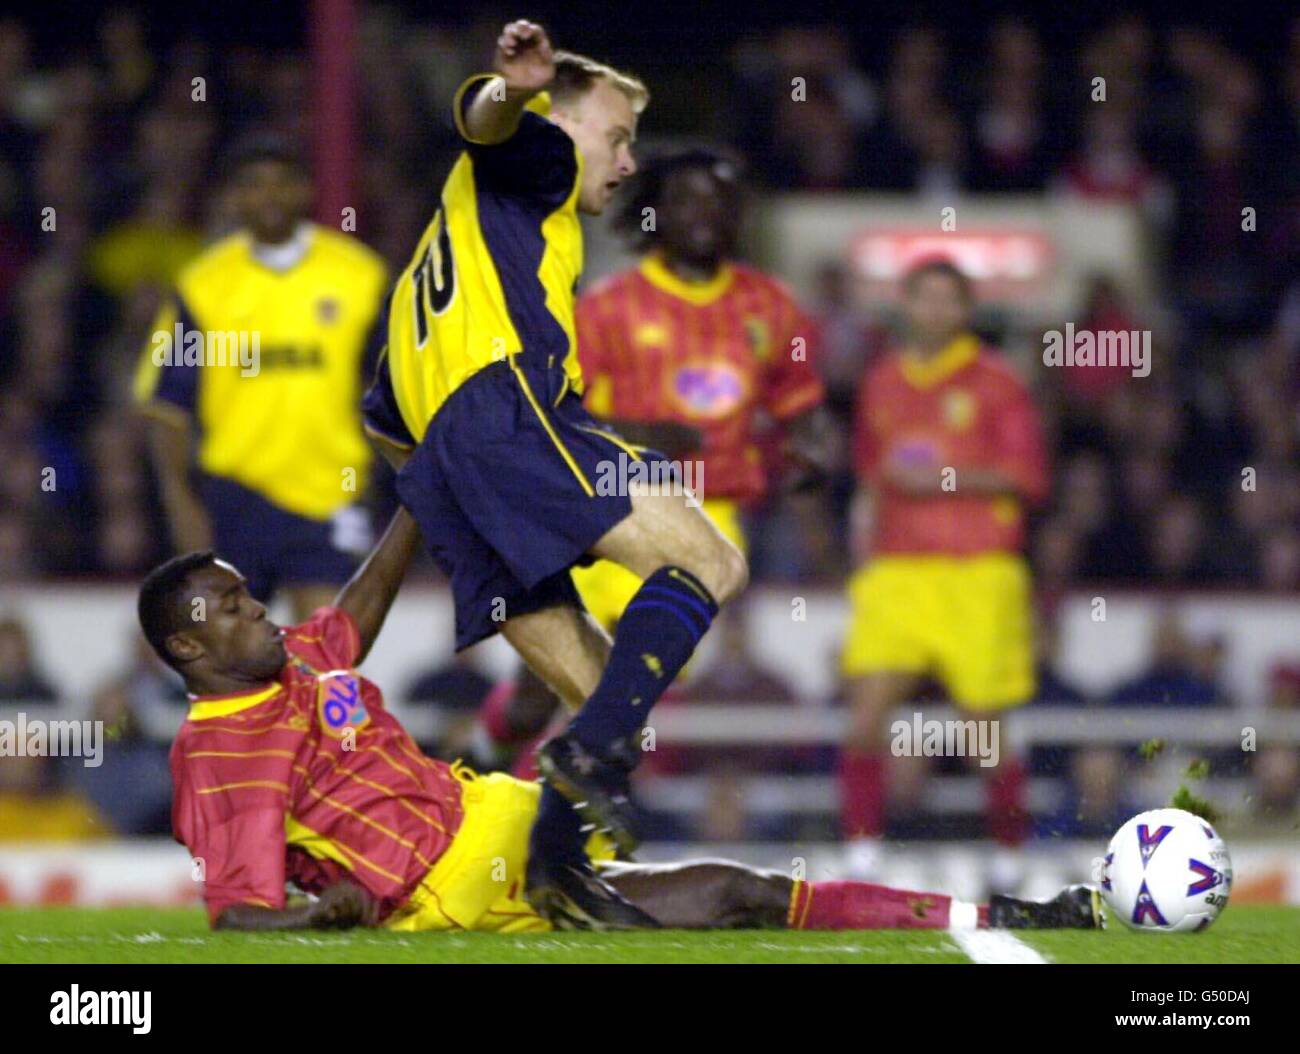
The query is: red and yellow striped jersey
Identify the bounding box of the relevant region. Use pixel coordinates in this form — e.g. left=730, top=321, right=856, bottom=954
left=576, top=253, right=824, bottom=503
left=853, top=335, right=1049, bottom=555
left=169, top=607, right=464, bottom=924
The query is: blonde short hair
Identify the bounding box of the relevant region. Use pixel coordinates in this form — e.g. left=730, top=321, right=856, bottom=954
left=551, top=51, right=649, bottom=114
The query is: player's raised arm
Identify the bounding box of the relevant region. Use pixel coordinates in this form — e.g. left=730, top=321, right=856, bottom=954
left=333, top=507, right=423, bottom=662
left=459, top=19, right=555, bottom=145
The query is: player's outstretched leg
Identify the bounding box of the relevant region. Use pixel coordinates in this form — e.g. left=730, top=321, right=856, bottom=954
left=988, top=885, right=1104, bottom=929
left=600, top=860, right=1105, bottom=932
left=538, top=489, right=747, bottom=851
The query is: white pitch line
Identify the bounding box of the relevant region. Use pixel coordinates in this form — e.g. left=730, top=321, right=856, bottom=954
left=950, top=928, right=1048, bottom=964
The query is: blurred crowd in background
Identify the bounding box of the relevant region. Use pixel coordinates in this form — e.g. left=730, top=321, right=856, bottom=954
left=2, top=6, right=1299, bottom=843
left=2, top=10, right=1300, bottom=586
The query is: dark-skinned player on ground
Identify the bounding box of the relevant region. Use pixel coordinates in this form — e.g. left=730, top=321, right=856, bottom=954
left=140, top=509, right=1103, bottom=933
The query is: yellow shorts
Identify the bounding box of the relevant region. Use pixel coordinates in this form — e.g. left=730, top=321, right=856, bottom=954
left=570, top=497, right=746, bottom=630
left=840, top=553, right=1035, bottom=711
left=383, top=768, right=613, bottom=933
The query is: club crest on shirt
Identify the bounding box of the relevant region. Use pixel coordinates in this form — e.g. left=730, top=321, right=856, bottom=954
left=942, top=389, right=976, bottom=431
left=634, top=321, right=669, bottom=347
left=743, top=317, right=771, bottom=361
left=317, top=670, right=369, bottom=738
left=672, top=362, right=746, bottom=418
left=316, top=297, right=340, bottom=324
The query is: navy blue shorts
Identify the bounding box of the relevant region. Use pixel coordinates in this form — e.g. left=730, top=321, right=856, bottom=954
left=389, top=360, right=668, bottom=651
left=199, top=474, right=366, bottom=602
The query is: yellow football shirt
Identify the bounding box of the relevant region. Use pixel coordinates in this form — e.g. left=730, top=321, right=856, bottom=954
left=134, top=224, right=388, bottom=520
left=373, top=75, right=585, bottom=448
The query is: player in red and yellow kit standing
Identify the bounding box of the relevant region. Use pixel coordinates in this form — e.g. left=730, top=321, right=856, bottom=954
left=839, top=258, right=1049, bottom=883
left=573, top=146, right=831, bottom=625
left=141, top=507, right=1098, bottom=932
left=474, top=147, right=834, bottom=766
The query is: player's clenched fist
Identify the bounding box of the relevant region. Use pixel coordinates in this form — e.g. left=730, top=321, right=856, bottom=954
left=494, top=19, right=554, bottom=92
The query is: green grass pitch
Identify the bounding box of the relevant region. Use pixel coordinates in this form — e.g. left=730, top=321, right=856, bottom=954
left=1, top=905, right=1297, bottom=963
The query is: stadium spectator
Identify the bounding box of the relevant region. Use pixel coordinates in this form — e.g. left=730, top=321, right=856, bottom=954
left=653, top=605, right=810, bottom=843
left=1244, top=664, right=1300, bottom=833
left=971, top=19, right=1052, bottom=192
left=1056, top=107, right=1168, bottom=218
left=404, top=649, right=495, bottom=758
left=0, top=614, right=56, bottom=702
left=1055, top=274, right=1145, bottom=408
left=1107, top=611, right=1229, bottom=708
left=660, top=601, right=802, bottom=769
left=74, top=633, right=183, bottom=835
left=1056, top=747, right=1132, bottom=839
left=731, top=27, right=877, bottom=190
left=89, top=632, right=187, bottom=740
left=1030, top=613, right=1133, bottom=839
left=0, top=754, right=110, bottom=842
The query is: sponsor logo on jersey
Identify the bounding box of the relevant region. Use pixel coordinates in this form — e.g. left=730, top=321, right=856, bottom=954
left=317, top=671, right=369, bottom=738
left=672, top=363, right=745, bottom=417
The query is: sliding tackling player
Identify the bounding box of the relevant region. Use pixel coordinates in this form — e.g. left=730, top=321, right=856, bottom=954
left=142, top=511, right=1101, bottom=933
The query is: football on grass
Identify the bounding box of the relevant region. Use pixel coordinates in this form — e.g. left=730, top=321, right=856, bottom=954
left=1101, top=808, right=1233, bottom=933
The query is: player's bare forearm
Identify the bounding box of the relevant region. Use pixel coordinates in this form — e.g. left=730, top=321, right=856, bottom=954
left=142, top=412, right=212, bottom=551
left=368, top=430, right=412, bottom=472
left=602, top=419, right=703, bottom=460
left=464, top=20, right=555, bottom=144
left=333, top=507, right=423, bottom=662
left=214, top=882, right=376, bottom=931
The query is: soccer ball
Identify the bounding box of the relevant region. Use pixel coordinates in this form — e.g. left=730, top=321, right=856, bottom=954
left=1099, top=808, right=1232, bottom=932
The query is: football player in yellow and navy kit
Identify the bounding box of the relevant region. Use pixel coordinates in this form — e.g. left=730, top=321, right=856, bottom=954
left=362, top=21, right=747, bottom=926
left=135, top=137, right=388, bottom=621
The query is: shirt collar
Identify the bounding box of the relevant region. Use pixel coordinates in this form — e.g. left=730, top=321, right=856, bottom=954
left=187, top=683, right=281, bottom=721
left=899, top=333, right=980, bottom=389
left=639, top=252, right=735, bottom=306
left=251, top=222, right=314, bottom=272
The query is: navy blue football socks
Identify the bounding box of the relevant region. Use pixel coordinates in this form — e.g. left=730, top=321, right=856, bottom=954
left=569, top=565, right=719, bottom=764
